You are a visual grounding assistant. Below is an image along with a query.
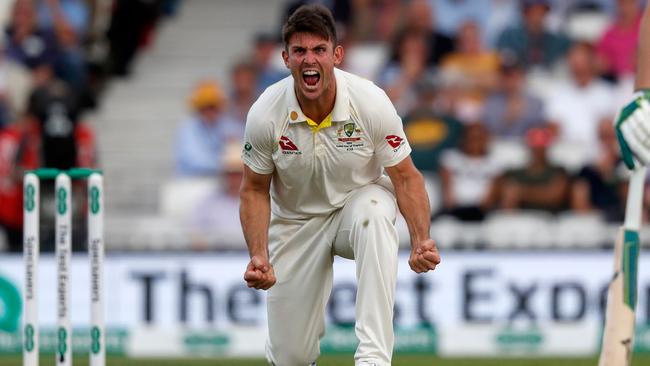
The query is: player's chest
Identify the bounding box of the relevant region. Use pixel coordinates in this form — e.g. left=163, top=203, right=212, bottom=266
left=272, top=121, right=373, bottom=171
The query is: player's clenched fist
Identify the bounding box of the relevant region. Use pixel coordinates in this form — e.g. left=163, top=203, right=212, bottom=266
left=244, top=255, right=276, bottom=290
left=408, top=238, right=441, bottom=273
left=615, top=91, right=650, bottom=169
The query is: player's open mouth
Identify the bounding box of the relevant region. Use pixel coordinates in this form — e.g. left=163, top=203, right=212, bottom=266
left=302, top=70, right=320, bottom=87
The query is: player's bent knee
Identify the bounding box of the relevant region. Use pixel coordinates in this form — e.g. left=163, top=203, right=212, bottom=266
left=352, top=203, right=395, bottom=229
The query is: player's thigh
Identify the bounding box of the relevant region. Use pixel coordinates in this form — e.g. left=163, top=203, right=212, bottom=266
left=268, top=215, right=336, bottom=281
left=332, top=184, right=397, bottom=259
left=267, top=216, right=335, bottom=363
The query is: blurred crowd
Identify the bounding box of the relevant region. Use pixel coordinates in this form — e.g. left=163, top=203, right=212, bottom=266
left=174, top=0, right=649, bottom=249
left=0, top=0, right=180, bottom=252
left=0, top=0, right=647, bottom=251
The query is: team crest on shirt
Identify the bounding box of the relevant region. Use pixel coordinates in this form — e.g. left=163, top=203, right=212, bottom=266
left=344, top=123, right=355, bottom=137
left=279, top=136, right=302, bottom=155
left=335, top=122, right=365, bottom=151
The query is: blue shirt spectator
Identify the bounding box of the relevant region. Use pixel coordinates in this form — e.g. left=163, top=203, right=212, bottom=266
left=482, top=60, right=545, bottom=138
left=496, top=0, right=571, bottom=70
left=4, top=0, right=60, bottom=70
left=252, top=33, right=288, bottom=95
left=174, top=81, right=244, bottom=176
left=37, top=0, right=89, bottom=36
left=430, top=0, right=491, bottom=39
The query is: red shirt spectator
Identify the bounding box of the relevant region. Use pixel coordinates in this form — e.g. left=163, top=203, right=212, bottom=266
left=596, top=0, right=641, bottom=78
left=0, top=118, right=95, bottom=251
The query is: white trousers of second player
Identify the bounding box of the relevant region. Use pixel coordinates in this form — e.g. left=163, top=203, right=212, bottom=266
left=265, top=184, right=399, bottom=366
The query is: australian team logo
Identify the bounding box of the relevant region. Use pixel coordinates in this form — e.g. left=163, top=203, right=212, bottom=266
left=344, top=123, right=355, bottom=137
left=337, top=122, right=362, bottom=142
left=279, top=136, right=301, bottom=155
left=335, top=122, right=365, bottom=151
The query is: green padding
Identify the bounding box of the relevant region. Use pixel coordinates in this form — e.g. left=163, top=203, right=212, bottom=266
left=616, top=100, right=641, bottom=169
left=623, top=229, right=640, bottom=310
left=67, top=168, right=103, bottom=179
left=617, top=128, right=636, bottom=170
left=26, top=168, right=102, bottom=180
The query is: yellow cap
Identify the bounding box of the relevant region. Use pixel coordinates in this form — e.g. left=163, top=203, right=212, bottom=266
left=189, top=80, right=226, bottom=111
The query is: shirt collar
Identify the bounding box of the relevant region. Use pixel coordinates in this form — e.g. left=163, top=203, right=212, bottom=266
left=286, top=67, right=350, bottom=124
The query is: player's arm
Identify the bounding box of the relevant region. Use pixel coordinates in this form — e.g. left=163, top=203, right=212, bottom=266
left=616, top=3, right=650, bottom=168
left=239, top=165, right=276, bottom=290
left=385, top=157, right=440, bottom=273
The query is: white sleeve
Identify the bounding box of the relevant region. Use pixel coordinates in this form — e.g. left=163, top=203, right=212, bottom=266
left=241, top=109, right=275, bottom=174
left=370, top=90, right=412, bottom=167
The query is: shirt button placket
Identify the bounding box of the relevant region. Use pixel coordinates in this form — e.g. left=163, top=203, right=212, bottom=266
left=315, top=132, right=325, bottom=157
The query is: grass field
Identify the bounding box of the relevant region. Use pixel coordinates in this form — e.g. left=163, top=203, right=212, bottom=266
left=2, top=355, right=650, bottom=365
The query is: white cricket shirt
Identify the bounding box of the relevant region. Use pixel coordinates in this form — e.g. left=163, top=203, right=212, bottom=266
left=242, top=68, right=411, bottom=219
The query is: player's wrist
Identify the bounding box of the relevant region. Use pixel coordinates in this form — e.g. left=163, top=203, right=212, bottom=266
left=410, top=236, right=431, bottom=248
left=247, top=247, right=269, bottom=260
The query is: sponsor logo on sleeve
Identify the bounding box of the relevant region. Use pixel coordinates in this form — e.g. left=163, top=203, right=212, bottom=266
left=385, top=135, right=405, bottom=151
left=242, top=142, right=253, bottom=158
left=279, top=136, right=301, bottom=155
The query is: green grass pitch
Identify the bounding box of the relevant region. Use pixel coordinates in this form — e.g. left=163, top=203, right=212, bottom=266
left=2, top=355, right=650, bottom=365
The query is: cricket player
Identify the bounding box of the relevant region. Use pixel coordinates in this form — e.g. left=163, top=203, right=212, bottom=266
left=239, top=4, right=440, bottom=366
left=616, top=2, right=650, bottom=167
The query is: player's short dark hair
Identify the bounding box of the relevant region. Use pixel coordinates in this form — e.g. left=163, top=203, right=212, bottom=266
left=282, top=4, right=337, bottom=48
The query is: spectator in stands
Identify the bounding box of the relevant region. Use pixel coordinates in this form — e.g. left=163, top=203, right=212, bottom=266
left=596, top=0, right=641, bottom=81
left=402, top=76, right=462, bottom=174
left=0, top=45, right=32, bottom=129
left=252, top=33, right=287, bottom=94
left=545, top=42, right=615, bottom=148
left=349, top=0, right=405, bottom=43
left=499, top=127, right=569, bottom=212
left=548, top=0, right=617, bottom=28
left=228, top=60, right=258, bottom=123
left=174, top=80, right=243, bottom=176
left=4, top=0, right=59, bottom=70
left=482, top=59, right=545, bottom=138
left=29, top=75, right=96, bottom=252
left=38, top=0, right=88, bottom=88
left=189, top=141, right=244, bottom=250
left=107, top=0, right=163, bottom=76
left=0, top=116, right=39, bottom=252
left=571, top=119, right=627, bottom=222
left=37, top=0, right=89, bottom=37
left=0, top=77, right=96, bottom=252
left=379, top=28, right=432, bottom=115
left=431, top=0, right=490, bottom=40
left=5, top=0, right=87, bottom=88
left=388, top=0, right=454, bottom=67
left=28, top=76, right=72, bottom=168
left=439, top=123, right=501, bottom=221
left=440, top=20, right=501, bottom=99
left=484, top=0, right=521, bottom=47
left=496, top=0, right=571, bottom=70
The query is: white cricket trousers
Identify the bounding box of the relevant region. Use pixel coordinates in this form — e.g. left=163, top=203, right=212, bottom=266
left=265, top=184, right=399, bottom=366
